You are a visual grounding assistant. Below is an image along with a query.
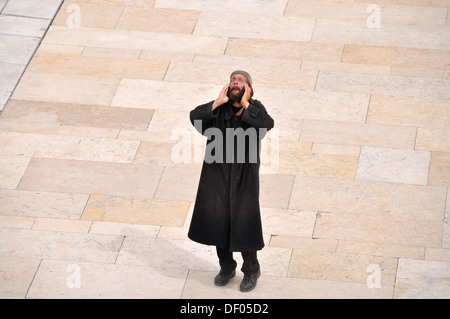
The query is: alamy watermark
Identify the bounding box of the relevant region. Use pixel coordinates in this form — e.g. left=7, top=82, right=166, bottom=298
left=367, top=4, right=381, bottom=29
left=366, top=264, right=381, bottom=289
left=171, top=120, right=279, bottom=173
left=66, top=4, right=81, bottom=29
left=66, top=264, right=81, bottom=289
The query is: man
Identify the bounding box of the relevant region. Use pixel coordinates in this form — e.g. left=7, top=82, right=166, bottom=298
left=188, top=70, right=274, bottom=292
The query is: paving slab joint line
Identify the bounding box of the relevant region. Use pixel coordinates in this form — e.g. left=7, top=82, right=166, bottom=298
left=391, top=257, right=400, bottom=299
left=179, top=268, right=191, bottom=299
left=24, top=258, right=43, bottom=299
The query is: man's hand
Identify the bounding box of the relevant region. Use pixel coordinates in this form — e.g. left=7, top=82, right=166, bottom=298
left=241, top=83, right=252, bottom=109
left=212, top=84, right=230, bottom=110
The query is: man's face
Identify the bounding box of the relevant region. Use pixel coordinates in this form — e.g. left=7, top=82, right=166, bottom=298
left=227, top=73, right=247, bottom=102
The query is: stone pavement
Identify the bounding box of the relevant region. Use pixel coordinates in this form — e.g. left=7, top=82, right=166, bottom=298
left=0, top=0, right=449, bottom=299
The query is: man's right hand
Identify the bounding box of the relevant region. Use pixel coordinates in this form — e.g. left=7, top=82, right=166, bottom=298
left=212, top=84, right=230, bottom=110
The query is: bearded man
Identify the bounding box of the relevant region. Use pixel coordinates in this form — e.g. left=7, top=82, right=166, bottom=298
left=188, top=70, right=274, bottom=292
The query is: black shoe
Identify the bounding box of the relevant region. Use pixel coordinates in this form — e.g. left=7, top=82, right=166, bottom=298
left=240, top=270, right=261, bottom=292
left=214, top=269, right=236, bottom=286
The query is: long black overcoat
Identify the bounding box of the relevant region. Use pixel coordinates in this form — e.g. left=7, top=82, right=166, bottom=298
left=188, top=99, right=274, bottom=252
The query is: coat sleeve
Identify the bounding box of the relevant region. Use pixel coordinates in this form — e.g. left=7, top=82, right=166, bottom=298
left=190, top=100, right=219, bottom=135
left=241, top=100, right=274, bottom=130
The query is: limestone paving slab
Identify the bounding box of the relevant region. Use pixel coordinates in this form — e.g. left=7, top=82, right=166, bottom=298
left=82, top=194, right=190, bottom=226
left=53, top=124, right=120, bottom=139
left=116, top=6, right=200, bottom=33
left=425, top=247, right=450, bottom=263
left=394, top=258, right=450, bottom=299
left=0, top=215, right=34, bottom=229
left=0, top=34, right=41, bottom=65
left=2, top=0, right=63, bottom=19
left=277, top=151, right=358, bottom=179
left=316, top=71, right=450, bottom=100
left=314, top=212, right=443, bottom=248
left=0, top=118, right=60, bottom=134
left=416, top=128, right=450, bottom=153
left=27, top=259, right=188, bottom=299
left=342, top=44, right=450, bottom=70
left=289, top=176, right=446, bottom=220
left=194, top=11, right=316, bottom=42
left=0, top=15, right=51, bottom=37
left=12, top=72, right=121, bottom=105
left=0, top=189, right=88, bottom=219
left=299, top=120, right=417, bottom=149
left=312, top=19, right=450, bottom=50
left=0, top=131, right=141, bottom=163
left=391, top=66, right=444, bottom=79
left=225, top=38, right=344, bottom=62
left=367, top=95, right=450, bottom=129
left=27, top=52, right=170, bottom=80
left=288, top=249, right=398, bottom=286
left=0, top=256, right=41, bottom=298
left=356, top=147, right=431, bottom=185
left=1, top=99, right=155, bottom=131
left=0, top=228, right=123, bottom=263
left=18, top=158, right=164, bottom=197
left=53, top=2, right=125, bottom=29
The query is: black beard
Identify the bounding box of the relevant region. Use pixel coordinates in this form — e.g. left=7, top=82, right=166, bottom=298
left=227, top=87, right=244, bottom=103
